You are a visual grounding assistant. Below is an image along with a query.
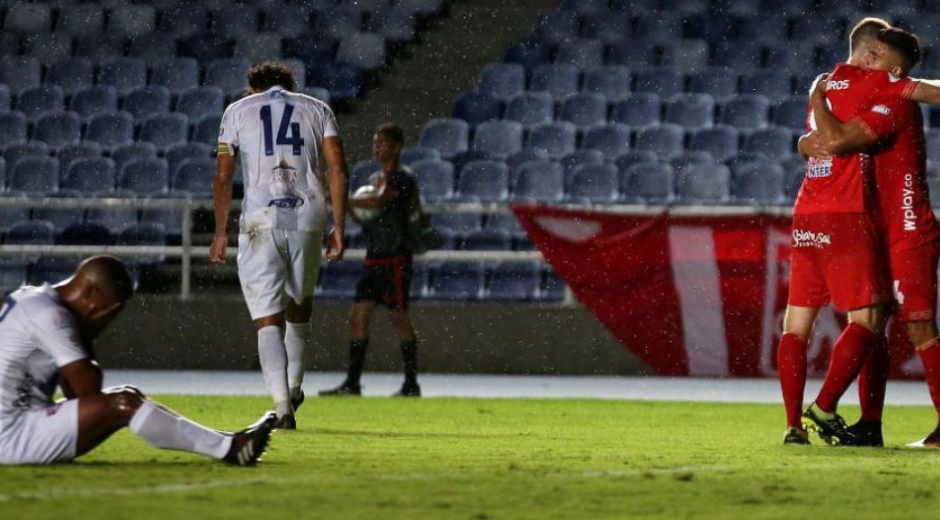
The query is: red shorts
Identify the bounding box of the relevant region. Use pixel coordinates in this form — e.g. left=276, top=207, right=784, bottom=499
left=889, top=238, right=940, bottom=322
left=788, top=212, right=888, bottom=311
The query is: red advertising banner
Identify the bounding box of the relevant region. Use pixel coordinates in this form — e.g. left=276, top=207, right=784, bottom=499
left=512, top=204, right=922, bottom=378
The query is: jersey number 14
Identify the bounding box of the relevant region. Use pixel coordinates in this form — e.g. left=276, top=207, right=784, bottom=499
left=259, top=104, right=304, bottom=156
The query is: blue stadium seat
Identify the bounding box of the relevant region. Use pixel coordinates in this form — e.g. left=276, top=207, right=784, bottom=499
left=177, top=33, right=230, bottom=65
left=108, top=5, right=157, bottom=37
left=30, top=190, right=85, bottom=233
left=336, top=32, right=386, bottom=72
left=558, top=92, right=608, bottom=130
left=773, top=96, right=809, bottom=131
left=452, top=91, right=502, bottom=127
left=485, top=262, right=541, bottom=302
left=117, top=222, right=167, bottom=268
left=140, top=190, right=191, bottom=237
left=127, top=33, right=177, bottom=62
left=472, top=120, right=523, bottom=160
left=504, top=39, right=551, bottom=72
left=0, top=84, right=9, bottom=113
left=118, top=158, right=169, bottom=195
left=504, top=92, right=554, bottom=128
left=166, top=142, right=213, bottom=181
left=579, top=66, right=630, bottom=103
left=0, top=33, right=18, bottom=57
left=605, top=39, right=658, bottom=68
left=80, top=112, right=131, bottom=152
left=633, top=66, right=684, bottom=98
left=22, top=33, right=72, bottom=67
left=0, top=111, right=27, bottom=149
left=730, top=160, right=785, bottom=206
left=3, top=219, right=55, bottom=266
left=212, top=4, right=262, bottom=35
left=687, top=67, right=738, bottom=100
left=122, top=86, right=172, bottom=121
left=685, top=12, right=737, bottom=45
left=401, top=146, right=441, bottom=165
left=670, top=151, right=715, bottom=174
left=61, top=157, right=116, bottom=194
left=561, top=0, right=608, bottom=15
left=311, top=62, right=360, bottom=100
left=611, top=93, right=661, bottom=128
left=633, top=13, right=683, bottom=43
left=674, top=162, right=731, bottom=205
left=560, top=149, right=604, bottom=176
left=688, top=125, right=740, bottom=162
left=32, top=111, right=81, bottom=150
left=317, top=261, right=361, bottom=299
left=529, top=64, right=579, bottom=101
left=111, top=142, right=159, bottom=172
left=283, top=34, right=337, bottom=70
left=506, top=149, right=551, bottom=175
left=150, top=58, right=201, bottom=95
left=659, top=39, right=710, bottom=71
left=433, top=213, right=482, bottom=235
left=159, top=5, right=209, bottom=36
left=313, top=6, right=364, bottom=40
left=366, top=8, right=417, bottom=45
left=791, top=18, right=841, bottom=48
left=620, top=162, right=675, bottom=205
left=260, top=4, right=313, bottom=38
left=733, top=14, right=788, bottom=44
left=554, top=39, right=605, bottom=71
left=525, top=122, right=577, bottom=160
left=455, top=160, right=509, bottom=202
left=206, top=59, right=252, bottom=99
left=83, top=188, right=137, bottom=233
left=739, top=71, right=792, bottom=104
left=58, top=221, right=113, bottom=245
left=719, top=94, right=771, bottom=130
left=582, top=123, right=631, bottom=157
left=139, top=113, right=189, bottom=152
left=54, top=141, right=102, bottom=180
left=411, top=159, right=454, bottom=202
left=581, top=10, right=631, bottom=44
left=461, top=229, right=512, bottom=251
left=69, top=86, right=118, bottom=122
left=510, top=161, right=564, bottom=203
left=566, top=163, right=618, bottom=203
left=16, top=85, right=65, bottom=122
left=0, top=190, right=30, bottom=234
left=664, top=93, right=715, bottom=129
left=3, top=142, right=49, bottom=178
left=56, top=4, right=106, bottom=36
left=418, top=119, right=469, bottom=160
left=428, top=261, right=485, bottom=301
left=634, top=124, right=684, bottom=159
left=712, top=41, right=763, bottom=72
left=175, top=87, right=225, bottom=121
left=44, top=59, right=94, bottom=97
left=98, top=58, right=148, bottom=96
left=233, top=33, right=283, bottom=65
left=0, top=57, right=41, bottom=95
left=765, top=42, right=815, bottom=71
left=172, top=158, right=215, bottom=198
left=4, top=4, right=52, bottom=34
left=743, top=127, right=795, bottom=160
left=614, top=150, right=658, bottom=175
left=534, top=10, right=580, bottom=45
left=477, top=63, right=526, bottom=102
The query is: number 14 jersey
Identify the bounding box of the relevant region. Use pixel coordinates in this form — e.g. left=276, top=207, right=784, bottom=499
left=218, top=86, right=339, bottom=232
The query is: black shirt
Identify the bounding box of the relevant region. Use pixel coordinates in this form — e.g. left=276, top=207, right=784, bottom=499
left=362, top=165, right=417, bottom=258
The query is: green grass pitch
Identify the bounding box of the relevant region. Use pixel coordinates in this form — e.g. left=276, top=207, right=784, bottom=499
left=2, top=396, right=940, bottom=519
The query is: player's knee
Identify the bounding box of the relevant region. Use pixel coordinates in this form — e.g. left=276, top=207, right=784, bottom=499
left=109, top=390, right=144, bottom=419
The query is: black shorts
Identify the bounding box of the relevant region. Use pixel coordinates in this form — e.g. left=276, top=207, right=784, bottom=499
left=354, top=256, right=412, bottom=310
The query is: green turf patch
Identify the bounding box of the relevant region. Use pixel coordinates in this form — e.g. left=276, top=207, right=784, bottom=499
left=2, top=396, right=940, bottom=519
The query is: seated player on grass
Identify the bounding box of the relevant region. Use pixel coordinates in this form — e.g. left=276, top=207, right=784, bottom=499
left=0, top=255, right=276, bottom=465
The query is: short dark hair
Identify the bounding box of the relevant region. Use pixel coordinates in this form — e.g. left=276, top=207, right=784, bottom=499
left=79, top=255, right=134, bottom=300
left=878, top=27, right=922, bottom=72
left=849, top=17, right=890, bottom=56
left=375, top=123, right=405, bottom=146
left=247, top=61, right=296, bottom=92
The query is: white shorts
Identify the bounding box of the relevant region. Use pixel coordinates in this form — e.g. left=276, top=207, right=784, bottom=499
left=237, top=229, right=324, bottom=320
left=0, top=400, right=79, bottom=465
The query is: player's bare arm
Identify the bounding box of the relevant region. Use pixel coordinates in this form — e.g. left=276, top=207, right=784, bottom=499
left=211, top=151, right=237, bottom=263
left=908, top=80, right=940, bottom=107
left=323, top=135, right=348, bottom=262
left=59, top=358, right=103, bottom=398
left=798, top=131, right=831, bottom=160
left=808, top=81, right=878, bottom=156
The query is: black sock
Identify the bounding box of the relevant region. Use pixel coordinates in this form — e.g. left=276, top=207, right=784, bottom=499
left=348, top=339, right=369, bottom=386
left=401, top=340, right=418, bottom=385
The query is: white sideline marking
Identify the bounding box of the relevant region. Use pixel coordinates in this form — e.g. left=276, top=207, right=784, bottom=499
left=0, top=477, right=274, bottom=502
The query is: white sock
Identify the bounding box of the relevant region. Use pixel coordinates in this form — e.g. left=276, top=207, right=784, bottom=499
left=285, top=322, right=312, bottom=400
left=258, top=325, right=291, bottom=416
left=128, top=400, right=232, bottom=460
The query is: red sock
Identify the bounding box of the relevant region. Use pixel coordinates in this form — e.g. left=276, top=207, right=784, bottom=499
left=917, top=339, right=940, bottom=425
left=778, top=333, right=807, bottom=428
left=858, top=335, right=889, bottom=422
left=815, top=322, right=877, bottom=413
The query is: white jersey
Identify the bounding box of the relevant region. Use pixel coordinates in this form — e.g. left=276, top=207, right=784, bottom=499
left=218, top=86, right=339, bottom=232
left=0, top=285, right=86, bottom=429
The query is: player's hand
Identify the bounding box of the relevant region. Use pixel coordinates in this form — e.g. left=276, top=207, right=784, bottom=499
left=325, top=227, right=345, bottom=262
left=800, top=132, right=831, bottom=159
left=210, top=235, right=228, bottom=264
left=813, top=73, right=830, bottom=96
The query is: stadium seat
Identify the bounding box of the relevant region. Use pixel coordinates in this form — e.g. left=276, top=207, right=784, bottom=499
left=633, top=66, right=684, bottom=98
left=511, top=161, right=565, bottom=203
left=427, top=261, right=485, bottom=301
left=98, top=58, right=148, bottom=96
left=611, top=93, right=661, bottom=128
left=634, top=124, right=685, bottom=159
left=566, top=163, right=619, bottom=204
left=614, top=150, right=658, bottom=174
left=30, top=190, right=85, bottom=233
left=205, top=59, right=252, bottom=99
left=172, top=158, right=215, bottom=198
left=177, top=33, right=231, bottom=65
left=433, top=213, right=482, bottom=235
left=401, top=146, right=441, bottom=165
left=126, top=32, right=178, bottom=62
left=61, top=157, right=116, bottom=195
left=108, top=5, right=157, bottom=37
left=765, top=42, right=816, bottom=71
left=139, top=190, right=191, bottom=238
left=664, top=94, right=715, bottom=129
left=117, top=222, right=168, bottom=269
left=15, top=85, right=65, bottom=122
left=472, top=120, right=524, bottom=160
left=525, top=122, right=577, bottom=160
left=84, top=190, right=139, bottom=235
left=0, top=57, right=41, bottom=95
left=121, top=86, right=171, bottom=120
left=0, top=84, right=9, bottom=113
left=29, top=256, right=83, bottom=286
left=32, top=111, right=81, bottom=150
left=418, top=119, right=469, bottom=160
left=69, top=86, right=118, bottom=122
left=733, top=14, right=788, bottom=44
left=685, top=12, right=737, bottom=45
left=3, top=219, right=55, bottom=266
left=44, top=59, right=94, bottom=96
left=212, top=4, right=261, bottom=35
left=4, top=4, right=52, bottom=34
left=605, top=39, right=658, bottom=68
left=313, top=6, right=364, bottom=40
left=192, top=114, right=222, bottom=147
left=773, top=96, right=809, bottom=131
left=138, top=113, right=189, bottom=152
left=659, top=39, right=710, bottom=71
left=283, top=34, right=336, bottom=70
left=674, top=162, right=731, bottom=205
left=719, top=94, right=771, bottom=130
left=558, top=93, right=608, bottom=130
left=175, top=87, right=225, bottom=121
left=0, top=188, right=30, bottom=234
left=686, top=67, right=738, bottom=100
left=620, top=161, right=675, bottom=205
left=670, top=151, right=715, bottom=174
left=411, top=159, right=455, bottom=202
left=529, top=64, right=580, bottom=102
left=260, top=4, right=313, bottom=38
left=461, top=229, right=512, bottom=251
left=560, top=149, right=604, bottom=176
left=55, top=142, right=102, bottom=180
left=581, top=10, right=631, bottom=44
left=366, top=8, right=417, bottom=45
left=166, top=143, right=213, bottom=180
left=633, top=13, right=683, bottom=43
left=0, top=111, right=27, bottom=149
left=150, top=58, right=201, bottom=95
left=311, top=62, right=361, bottom=100
left=534, top=10, right=580, bottom=45
left=582, top=123, right=631, bottom=158
left=506, top=149, right=552, bottom=175
left=688, top=125, right=739, bottom=162
left=57, top=221, right=113, bottom=246
left=3, top=142, right=49, bottom=178
left=233, top=33, right=283, bottom=65
left=455, top=160, right=509, bottom=202
left=9, top=156, right=58, bottom=195
left=504, top=38, right=551, bottom=71
left=59, top=5, right=103, bottom=36
left=739, top=71, right=793, bottom=104
left=452, top=91, right=503, bottom=127
left=485, top=262, right=541, bottom=302
left=554, top=39, right=605, bottom=71
left=712, top=41, right=763, bottom=72
left=336, top=32, right=386, bottom=72
left=730, top=160, right=786, bottom=206
left=118, top=158, right=170, bottom=195
left=504, top=92, right=555, bottom=128
left=111, top=142, right=158, bottom=173
left=317, top=261, right=361, bottom=299
left=83, top=111, right=133, bottom=150
left=743, top=127, right=795, bottom=160
left=22, top=33, right=73, bottom=67
left=159, top=6, right=209, bottom=36
left=478, top=63, right=526, bottom=102
left=581, top=66, right=632, bottom=103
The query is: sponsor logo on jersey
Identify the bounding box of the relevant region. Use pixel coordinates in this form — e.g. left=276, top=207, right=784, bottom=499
left=903, top=173, right=917, bottom=231
left=268, top=197, right=304, bottom=209
left=806, top=157, right=832, bottom=178
left=872, top=104, right=891, bottom=116
left=827, top=79, right=850, bottom=91
left=792, top=229, right=831, bottom=249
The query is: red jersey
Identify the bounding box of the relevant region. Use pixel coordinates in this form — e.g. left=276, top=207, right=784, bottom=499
left=795, top=63, right=916, bottom=215
left=857, top=95, right=940, bottom=251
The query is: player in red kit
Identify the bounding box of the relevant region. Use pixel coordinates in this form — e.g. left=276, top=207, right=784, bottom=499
left=802, top=28, right=940, bottom=448
left=778, top=19, right=940, bottom=445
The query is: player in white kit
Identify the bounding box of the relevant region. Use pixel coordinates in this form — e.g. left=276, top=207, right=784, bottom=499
left=0, top=256, right=275, bottom=465
left=211, top=62, right=349, bottom=429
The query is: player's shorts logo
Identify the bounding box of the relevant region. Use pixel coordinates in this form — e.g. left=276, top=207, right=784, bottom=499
left=792, top=229, right=831, bottom=249
left=268, top=197, right=304, bottom=209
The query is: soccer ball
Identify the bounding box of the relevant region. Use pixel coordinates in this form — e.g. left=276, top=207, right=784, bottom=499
left=351, top=184, right=380, bottom=222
